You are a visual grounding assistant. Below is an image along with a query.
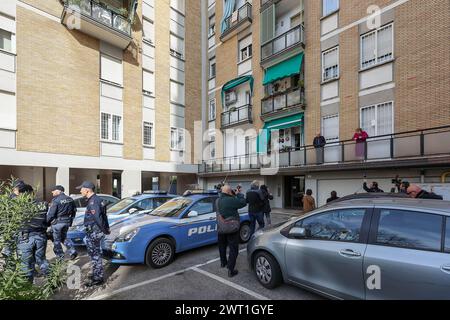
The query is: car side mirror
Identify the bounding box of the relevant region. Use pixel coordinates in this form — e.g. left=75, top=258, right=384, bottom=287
left=187, top=210, right=199, bottom=218
left=289, top=227, right=309, bottom=239
left=128, top=208, right=138, bottom=214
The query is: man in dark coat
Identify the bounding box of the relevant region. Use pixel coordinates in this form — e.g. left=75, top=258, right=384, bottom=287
left=407, top=185, right=443, bottom=200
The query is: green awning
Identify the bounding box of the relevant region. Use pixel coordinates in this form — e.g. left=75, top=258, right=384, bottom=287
left=263, top=53, right=303, bottom=85
left=257, top=113, right=304, bottom=153
left=221, top=75, right=254, bottom=105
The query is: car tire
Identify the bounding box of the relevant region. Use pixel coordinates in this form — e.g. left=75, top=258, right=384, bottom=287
left=145, top=237, right=175, bottom=269
left=253, top=251, right=283, bottom=289
left=239, top=222, right=251, bottom=243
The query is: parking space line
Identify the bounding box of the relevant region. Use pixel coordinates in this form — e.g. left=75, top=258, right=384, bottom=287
left=192, top=267, right=270, bottom=301
left=87, top=249, right=247, bottom=300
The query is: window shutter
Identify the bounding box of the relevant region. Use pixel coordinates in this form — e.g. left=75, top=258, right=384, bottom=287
left=377, top=24, right=393, bottom=62
left=261, top=4, right=275, bottom=44
left=361, top=32, right=376, bottom=68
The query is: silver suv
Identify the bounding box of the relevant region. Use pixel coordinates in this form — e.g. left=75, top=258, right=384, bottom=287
left=247, top=198, right=450, bottom=299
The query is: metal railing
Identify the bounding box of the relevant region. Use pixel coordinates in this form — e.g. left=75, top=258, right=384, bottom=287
left=199, top=125, right=450, bottom=173
left=261, top=88, right=305, bottom=115
left=221, top=3, right=252, bottom=37
left=64, top=0, right=132, bottom=36
left=261, top=24, right=304, bottom=61
left=221, top=104, right=253, bottom=128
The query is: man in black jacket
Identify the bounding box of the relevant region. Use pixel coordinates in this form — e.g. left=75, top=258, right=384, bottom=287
left=407, top=185, right=443, bottom=200
left=47, top=185, right=78, bottom=260
left=246, top=181, right=265, bottom=236
left=16, top=184, right=50, bottom=282
left=363, top=181, right=384, bottom=193
left=313, top=133, right=326, bottom=164
left=77, top=181, right=110, bottom=287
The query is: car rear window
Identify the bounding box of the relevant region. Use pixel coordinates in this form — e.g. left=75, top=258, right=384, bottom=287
left=376, top=209, right=443, bottom=251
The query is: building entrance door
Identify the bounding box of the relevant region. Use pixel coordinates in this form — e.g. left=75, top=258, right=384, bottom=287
left=284, top=176, right=305, bottom=209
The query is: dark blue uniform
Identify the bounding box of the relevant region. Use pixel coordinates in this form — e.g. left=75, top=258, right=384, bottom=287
left=47, top=193, right=77, bottom=258
left=84, top=194, right=110, bottom=282
left=17, top=200, right=49, bottom=282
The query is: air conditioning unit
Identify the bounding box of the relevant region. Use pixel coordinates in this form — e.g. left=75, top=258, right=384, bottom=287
left=225, top=91, right=237, bottom=105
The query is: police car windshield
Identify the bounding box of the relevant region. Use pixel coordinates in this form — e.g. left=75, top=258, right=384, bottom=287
left=150, top=198, right=193, bottom=217
left=107, top=198, right=135, bottom=214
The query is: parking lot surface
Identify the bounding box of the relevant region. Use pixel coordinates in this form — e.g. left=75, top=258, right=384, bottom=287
left=54, top=212, right=322, bottom=300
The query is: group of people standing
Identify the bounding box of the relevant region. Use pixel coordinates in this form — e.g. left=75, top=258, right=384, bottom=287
left=215, top=181, right=273, bottom=278
left=2, top=180, right=109, bottom=287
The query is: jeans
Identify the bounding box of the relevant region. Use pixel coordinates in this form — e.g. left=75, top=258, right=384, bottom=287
left=218, top=231, right=240, bottom=272
left=249, top=212, right=265, bottom=236
left=52, top=223, right=77, bottom=258
left=17, top=232, right=49, bottom=282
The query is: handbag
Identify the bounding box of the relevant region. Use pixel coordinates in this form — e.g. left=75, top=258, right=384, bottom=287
left=217, top=213, right=240, bottom=234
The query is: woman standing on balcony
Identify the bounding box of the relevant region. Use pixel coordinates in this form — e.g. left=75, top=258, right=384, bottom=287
left=353, top=128, right=369, bottom=159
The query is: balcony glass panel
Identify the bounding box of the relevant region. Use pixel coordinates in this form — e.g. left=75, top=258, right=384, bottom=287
left=424, top=131, right=450, bottom=155
left=262, top=25, right=304, bottom=61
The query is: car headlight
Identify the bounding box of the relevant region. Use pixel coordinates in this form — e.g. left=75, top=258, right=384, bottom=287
left=116, top=228, right=140, bottom=242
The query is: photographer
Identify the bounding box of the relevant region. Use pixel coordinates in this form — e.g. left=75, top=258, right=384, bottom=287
left=363, top=180, right=384, bottom=193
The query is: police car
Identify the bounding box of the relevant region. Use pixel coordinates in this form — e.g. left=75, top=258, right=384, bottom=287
left=102, top=190, right=251, bottom=268
left=67, top=191, right=176, bottom=246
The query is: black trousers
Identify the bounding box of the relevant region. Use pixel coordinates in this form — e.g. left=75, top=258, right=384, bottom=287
left=218, top=231, right=240, bottom=271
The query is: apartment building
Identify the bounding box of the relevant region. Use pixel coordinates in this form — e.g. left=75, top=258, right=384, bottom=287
left=0, top=0, right=201, bottom=200
left=199, top=0, right=450, bottom=208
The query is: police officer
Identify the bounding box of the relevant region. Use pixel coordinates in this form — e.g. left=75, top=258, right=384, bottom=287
left=16, top=184, right=50, bottom=283
left=47, top=185, right=78, bottom=260
left=76, top=181, right=110, bottom=287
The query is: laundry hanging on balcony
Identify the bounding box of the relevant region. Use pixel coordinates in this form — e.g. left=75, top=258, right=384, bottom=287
left=221, top=75, right=254, bottom=105
left=257, top=113, right=304, bottom=153
left=221, top=0, right=236, bottom=33
left=263, top=53, right=304, bottom=85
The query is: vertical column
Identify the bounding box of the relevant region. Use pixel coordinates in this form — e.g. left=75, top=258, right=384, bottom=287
left=56, top=167, right=70, bottom=191
left=121, top=170, right=142, bottom=197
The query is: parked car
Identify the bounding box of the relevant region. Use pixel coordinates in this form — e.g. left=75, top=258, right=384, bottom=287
left=68, top=191, right=176, bottom=246
left=247, top=197, right=450, bottom=300
left=71, top=194, right=120, bottom=215
left=102, top=190, right=251, bottom=268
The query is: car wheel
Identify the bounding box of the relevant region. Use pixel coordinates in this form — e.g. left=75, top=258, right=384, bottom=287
left=253, top=251, right=282, bottom=289
left=239, top=222, right=251, bottom=243
left=145, top=237, right=175, bottom=269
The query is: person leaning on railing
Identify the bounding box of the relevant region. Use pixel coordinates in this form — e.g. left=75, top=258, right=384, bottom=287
left=352, top=128, right=369, bottom=159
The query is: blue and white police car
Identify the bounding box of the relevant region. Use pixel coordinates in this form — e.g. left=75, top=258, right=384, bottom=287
left=102, top=190, right=251, bottom=268
left=68, top=191, right=176, bottom=246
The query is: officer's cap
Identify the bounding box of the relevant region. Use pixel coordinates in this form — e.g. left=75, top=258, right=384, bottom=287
left=13, top=180, right=25, bottom=189
left=51, top=185, right=65, bottom=192
left=76, top=181, right=95, bottom=191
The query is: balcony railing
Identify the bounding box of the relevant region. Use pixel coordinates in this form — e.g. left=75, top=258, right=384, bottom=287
left=221, top=104, right=253, bottom=128
left=64, top=0, right=131, bottom=36
left=199, top=125, right=450, bottom=174
left=261, top=88, right=305, bottom=115
left=220, top=3, right=252, bottom=40
left=261, top=25, right=304, bottom=62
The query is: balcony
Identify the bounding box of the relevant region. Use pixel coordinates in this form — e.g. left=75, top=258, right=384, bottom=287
left=261, top=88, right=305, bottom=119
left=261, top=25, right=304, bottom=65
left=220, top=3, right=252, bottom=42
left=61, top=0, right=132, bottom=49
left=199, top=125, right=450, bottom=175
left=221, top=104, right=253, bottom=129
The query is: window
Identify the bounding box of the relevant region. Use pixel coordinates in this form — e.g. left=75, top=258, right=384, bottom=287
left=238, top=35, right=252, bottom=62
left=323, top=0, right=339, bottom=16
left=133, top=199, right=154, bottom=211
left=143, top=70, right=155, bottom=95
left=170, top=34, right=184, bottom=59
left=170, top=80, right=185, bottom=105
left=376, top=209, right=443, bottom=251
left=208, top=15, right=216, bottom=37
left=189, top=198, right=215, bottom=216
left=143, top=19, right=155, bottom=44
left=0, top=29, right=12, bottom=52
left=361, top=23, right=394, bottom=69
left=170, top=0, right=185, bottom=14
left=209, top=99, right=216, bottom=121
left=101, top=113, right=111, bottom=140
left=322, top=46, right=339, bottom=82
left=445, top=219, right=450, bottom=253
left=101, top=113, right=122, bottom=142
left=143, top=122, right=153, bottom=146
left=209, top=57, right=216, bottom=79
left=100, top=54, right=123, bottom=85
left=299, top=209, right=366, bottom=242
left=209, top=140, right=216, bottom=159
left=361, top=102, right=393, bottom=137
left=322, top=114, right=339, bottom=142
left=245, top=136, right=250, bottom=155
left=171, top=128, right=185, bottom=151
